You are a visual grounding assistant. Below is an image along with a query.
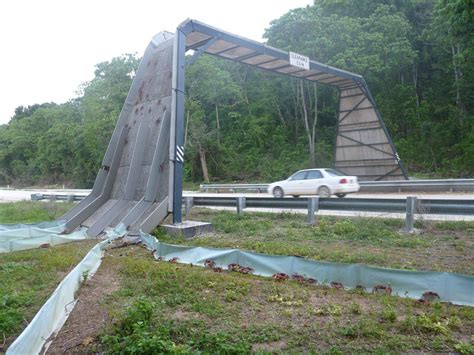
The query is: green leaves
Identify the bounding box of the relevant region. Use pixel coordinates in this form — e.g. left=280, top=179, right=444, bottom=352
left=1, top=1, right=473, bottom=186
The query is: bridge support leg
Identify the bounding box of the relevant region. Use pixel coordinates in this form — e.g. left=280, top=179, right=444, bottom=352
left=171, top=28, right=186, bottom=224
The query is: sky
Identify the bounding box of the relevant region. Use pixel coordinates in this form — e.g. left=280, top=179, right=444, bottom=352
left=0, top=0, right=311, bottom=124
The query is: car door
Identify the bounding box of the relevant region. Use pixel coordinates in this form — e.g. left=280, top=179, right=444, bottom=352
left=285, top=171, right=307, bottom=194
left=303, top=170, right=323, bottom=194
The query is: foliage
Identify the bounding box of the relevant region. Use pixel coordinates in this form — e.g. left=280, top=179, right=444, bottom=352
left=0, top=0, right=473, bottom=186
left=0, top=240, right=97, bottom=348
left=0, top=55, right=138, bottom=187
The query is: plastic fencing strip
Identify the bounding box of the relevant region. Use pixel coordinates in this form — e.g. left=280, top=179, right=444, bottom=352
left=6, top=224, right=128, bottom=355
left=140, top=232, right=474, bottom=307
left=0, top=220, right=88, bottom=253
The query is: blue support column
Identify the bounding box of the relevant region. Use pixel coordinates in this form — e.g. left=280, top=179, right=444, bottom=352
left=172, top=29, right=186, bottom=224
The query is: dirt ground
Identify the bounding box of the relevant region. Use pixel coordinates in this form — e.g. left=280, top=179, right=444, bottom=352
left=46, top=255, right=121, bottom=354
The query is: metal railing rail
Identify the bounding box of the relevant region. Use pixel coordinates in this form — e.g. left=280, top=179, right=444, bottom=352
left=183, top=196, right=474, bottom=232
left=31, top=193, right=86, bottom=202
left=31, top=193, right=474, bottom=216
left=200, top=179, right=474, bottom=193
left=199, top=183, right=269, bottom=193
left=31, top=193, right=473, bottom=232
left=190, top=196, right=473, bottom=215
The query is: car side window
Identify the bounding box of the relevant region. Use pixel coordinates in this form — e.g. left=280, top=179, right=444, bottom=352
left=306, top=170, right=322, bottom=179
left=290, top=172, right=307, bottom=180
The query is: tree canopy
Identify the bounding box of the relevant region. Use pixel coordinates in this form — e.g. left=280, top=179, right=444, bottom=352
left=1, top=0, right=472, bottom=187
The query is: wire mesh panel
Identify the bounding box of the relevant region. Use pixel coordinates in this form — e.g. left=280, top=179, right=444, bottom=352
left=335, top=87, right=406, bottom=181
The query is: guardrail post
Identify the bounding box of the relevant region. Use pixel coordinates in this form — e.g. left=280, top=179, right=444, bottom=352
left=307, top=197, right=319, bottom=225
left=67, top=194, right=75, bottom=203
left=184, top=196, right=194, bottom=217
left=237, top=196, right=246, bottom=215
left=404, top=196, right=417, bottom=232
left=49, top=194, right=57, bottom=202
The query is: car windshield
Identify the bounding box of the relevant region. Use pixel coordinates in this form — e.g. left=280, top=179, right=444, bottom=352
left=324, top=169, right=345, bottom=177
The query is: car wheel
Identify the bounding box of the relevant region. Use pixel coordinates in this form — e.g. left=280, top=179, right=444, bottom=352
left=273, top=187, right=284, bottom=198
left=336, top=193, right=346, bottom=198
left=318, top=186, right=331, bottom=198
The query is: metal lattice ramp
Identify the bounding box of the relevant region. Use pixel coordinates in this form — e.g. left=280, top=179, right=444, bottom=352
left=62, top=32, right=174, bottom=237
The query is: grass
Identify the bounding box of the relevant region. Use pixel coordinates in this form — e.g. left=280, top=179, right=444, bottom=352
left=0, top=200, right=95, bottom=350
left=154, top=209, right=474, bottom=274
left=0, top=201, right=74, bottom=224
left=84, top=246, right=474, bottom=353
left=0, top=240, right=97, bottom=349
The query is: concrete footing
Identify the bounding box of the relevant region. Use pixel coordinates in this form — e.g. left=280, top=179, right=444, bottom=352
left=163, top=221, right=213, bottom=238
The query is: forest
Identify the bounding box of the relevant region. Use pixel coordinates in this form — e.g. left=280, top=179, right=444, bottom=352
left=0, top=0, right=472, bottom=187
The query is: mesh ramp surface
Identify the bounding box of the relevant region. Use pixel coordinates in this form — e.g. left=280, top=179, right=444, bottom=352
left=63, top=32, right=174, bottom=237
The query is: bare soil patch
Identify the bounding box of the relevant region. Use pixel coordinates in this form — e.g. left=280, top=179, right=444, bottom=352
left=46, top=253, right=120, bottom=354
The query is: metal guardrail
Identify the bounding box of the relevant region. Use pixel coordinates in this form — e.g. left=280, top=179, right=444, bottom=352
left=189, top=196, right=474, bottom=215
left=200, top=183, right=268, bottom=193
left=31, top=193, right=86, bottom=202
left=359, top=179, right=474, bottom=193
left=200, top=179, right=474, bottom=193
left=31, top=192, right=473, bottom=231
left=31, top=193, right=474, bottom=216
left=183, top=196, right=474, bottom=232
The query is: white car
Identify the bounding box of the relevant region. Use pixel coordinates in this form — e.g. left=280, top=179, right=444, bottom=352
left=267, top=168, right=360, bottom=198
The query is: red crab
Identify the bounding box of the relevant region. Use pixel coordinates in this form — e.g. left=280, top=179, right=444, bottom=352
left=204, top=260, right=215, bottom=268
left=228, top=263, right=241, bottom=272
left=169, top=257, right=179, bottom=263
left=372, top=284, right=392, bottom=295
left=331, top=281, right=344, bottom=290
left=272, top=273, right=289, bottom=281
left=239, top=266, right=253, bottom=274
left=292, top=273, right=306, bottom=283
left=420, top=291, right=440, bottom=302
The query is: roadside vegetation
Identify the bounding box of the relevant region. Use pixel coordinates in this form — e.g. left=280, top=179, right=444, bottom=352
left=0, top=201, right=73, bottom=224
left=0, top=240, right=97, bottom=350
left=155, top=209, right=474, bottom=275
left=0, top=201, right=95, bottom=350
left=53, top=246, right=474, bottom=354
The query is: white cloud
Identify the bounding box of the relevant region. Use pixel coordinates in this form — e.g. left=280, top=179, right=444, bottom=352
left=0, top=0, right=310, bottom=123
